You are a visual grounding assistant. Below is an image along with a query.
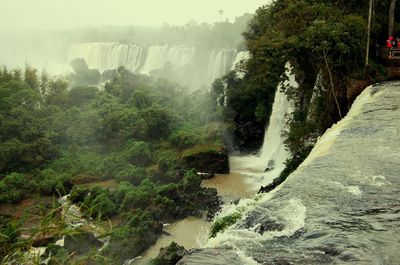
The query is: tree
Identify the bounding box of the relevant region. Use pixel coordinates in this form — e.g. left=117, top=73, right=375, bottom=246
left=24, top=66, right=39, bottom=91
left=68, top=86, right=98, bottom=107
left=389, top=0, right=397, bottom=36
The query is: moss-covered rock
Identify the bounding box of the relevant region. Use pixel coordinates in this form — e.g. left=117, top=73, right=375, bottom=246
left=181, top=144, right=229, bottom=174
left=150, top=242, right=187, bottom=265
left=210, top=212, right=242, bottom=238
left=64, top=231, right=103, bottom=256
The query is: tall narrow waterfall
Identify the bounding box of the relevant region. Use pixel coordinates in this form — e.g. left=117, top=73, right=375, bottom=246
left=230, top=66, right=296, bottom=189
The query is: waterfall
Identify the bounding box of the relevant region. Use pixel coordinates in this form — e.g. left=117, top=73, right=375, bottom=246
left=68, top=42, right=238, bottom=88
left=69, top=43, right=197, bottom=76
left=140, top=45, right=196, bottom=75
left=199, top=82, right=400, bottom=264
left=68, top=42, right=146, bottom=73
left=206, top=49, right=237, bottom=85
left=230, top=64, right=297, bottom=189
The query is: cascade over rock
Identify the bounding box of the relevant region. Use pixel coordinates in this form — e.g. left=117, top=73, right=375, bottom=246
left=195, top=81, right=400, bottom=264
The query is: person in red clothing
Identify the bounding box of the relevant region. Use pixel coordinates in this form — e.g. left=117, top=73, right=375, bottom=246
left=387, top=36, right=394, bottom=48
left=387, top=36, right=394, bottom=58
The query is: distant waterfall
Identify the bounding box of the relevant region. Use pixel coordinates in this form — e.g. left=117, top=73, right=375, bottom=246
left=68, top=42, right=243, bottom=88
left=69, top=43, right=146, bottom=73
left=206, top=49, right=237, bottom=84
left=140, top=45, right=196, bottom=75
left=230, top=64, right=296, bottom=189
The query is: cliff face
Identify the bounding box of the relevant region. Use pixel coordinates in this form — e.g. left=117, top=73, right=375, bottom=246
left=189, top=81, right=400, bottom=264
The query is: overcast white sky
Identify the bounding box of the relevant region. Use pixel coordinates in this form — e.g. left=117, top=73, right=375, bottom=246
left=0, top=0, right=269, bottom=30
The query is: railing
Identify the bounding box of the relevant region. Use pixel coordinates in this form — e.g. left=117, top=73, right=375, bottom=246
left=377, top=47, right=400, bottom=59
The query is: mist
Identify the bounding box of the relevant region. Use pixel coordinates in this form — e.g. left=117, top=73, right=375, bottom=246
left=0, top=0, right=267, bottom=30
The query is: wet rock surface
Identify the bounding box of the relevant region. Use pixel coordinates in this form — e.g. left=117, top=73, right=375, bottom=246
left=151, top=242, right=188, bottom=265
left=182, top=150, right=229, bottom=174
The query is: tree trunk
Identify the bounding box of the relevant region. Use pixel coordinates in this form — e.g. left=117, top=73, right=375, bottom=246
left=389, top=0, right=397, bottom=36
left=322, top=49, right=342, bottom=119
left=366, top=0, right=373, bottom=66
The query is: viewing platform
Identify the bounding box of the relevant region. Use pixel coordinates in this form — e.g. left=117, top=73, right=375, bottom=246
left=377, top=47, right=400, bottom=60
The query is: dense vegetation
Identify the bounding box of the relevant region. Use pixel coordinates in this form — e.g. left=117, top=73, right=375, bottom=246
left=0, top=66, right=225, bottom=263
left=215, top=0, right=399, bottom=180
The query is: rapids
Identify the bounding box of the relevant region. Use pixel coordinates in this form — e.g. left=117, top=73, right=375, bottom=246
left=199, top=82, right=400, bottom=264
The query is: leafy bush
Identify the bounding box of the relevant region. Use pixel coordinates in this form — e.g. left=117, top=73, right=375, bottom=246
left=88, top=193, right=117, bottom=219
left=115, top=165, right=147, bottom=185
left=0, top=172, right=29, bottom=203
left=127, top=141, right=153, bottom=166
left=182, top=170, right=202, bottom=191
left=169, top=131, right=197, bottom=149
left=120, top=189, right=152, bottom=212
left=37, top=169, right=72, bottom=195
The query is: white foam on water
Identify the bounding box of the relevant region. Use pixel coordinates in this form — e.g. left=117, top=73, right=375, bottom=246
left=347, top=186, right=362, bottom=196
left=371, top=175, right=390, bottom=187
left=332, top=181, right=362, bottom=196
left=262, top=199, right=307, bottom=240
left=204, top=198, right=307, bottom=261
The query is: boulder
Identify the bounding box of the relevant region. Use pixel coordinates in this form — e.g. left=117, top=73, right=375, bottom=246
left=258, top=175, right=286, bottom=194
left=64, top=232, right=103, bottom=255
left=182, top=145, right=229, bottom=174
left=151, top=242, right=187, bottom=265
left=264, top=160, right=275, bottom=172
